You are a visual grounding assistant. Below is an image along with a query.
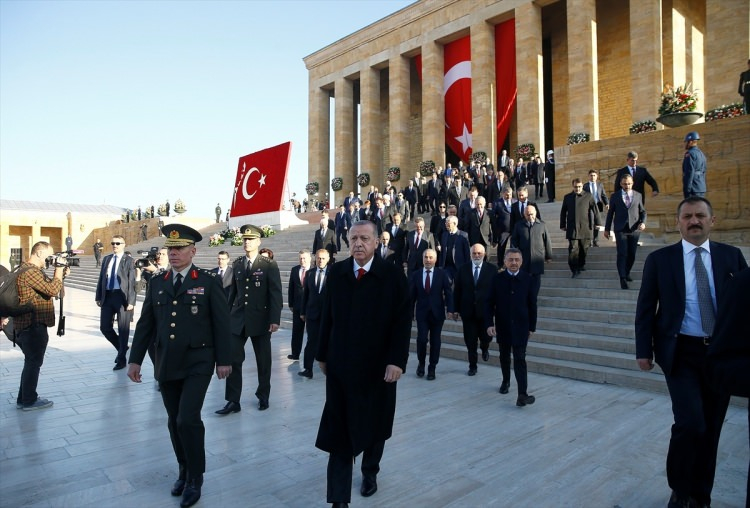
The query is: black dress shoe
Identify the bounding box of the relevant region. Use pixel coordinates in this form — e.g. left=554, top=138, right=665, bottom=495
left=171, top=478, right=186, bottom=496
left=215, top=401, right=241, bottom=415
left=667, top=491, right=691, bottom=508
left=620, top=278, right=629, bottom=290
left=592, top=240, right=599, bottom=247
left=426, top=369, right=436, bottom=381
left=180, top=475, right=203, bottom=508
left=287, top=354, right=299, bottom=361
left=481, top=349, right=490, bottom=362
left=516, top=394, right=536, bottom=407
left=331, top=503, right=349, bottom=508
left=625, top=275, right=633, bottom=282
left=571, top=271, right=579, bottom=278
left=113, top=362, right=126, bottom=371
left=360, top=475, right=377, bottom=497
left=416, top=363, right=425, bottom=377
left=467, top=367, right=477, bottom=376
left=499, top=381, right=510, bottom=394
left=298, top=369, right=313, bottom=378
left=258, top=398, right=269, bottom=411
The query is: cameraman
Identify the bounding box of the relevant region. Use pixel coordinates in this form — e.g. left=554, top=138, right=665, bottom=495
left=15, top=241, right=69, bottom=411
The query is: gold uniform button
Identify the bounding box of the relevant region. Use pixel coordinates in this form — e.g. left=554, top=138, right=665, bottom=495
left=169, top=334, right=175, bottom=340
left=171, top=312, right=176, bottom=316
left=173, top=300, right=178, bottom=305
left=170, top=323, right=176, bottom=328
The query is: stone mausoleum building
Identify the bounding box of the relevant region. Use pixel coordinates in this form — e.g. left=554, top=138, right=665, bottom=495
left=304, top=0, right=749, bottom=239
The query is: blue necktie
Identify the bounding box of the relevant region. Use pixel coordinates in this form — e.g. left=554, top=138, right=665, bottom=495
left=694, top=248, right=715, bottom=336
left=473, top=265, right=479, bottom=285
left=108, top=255, right=117, bottom=290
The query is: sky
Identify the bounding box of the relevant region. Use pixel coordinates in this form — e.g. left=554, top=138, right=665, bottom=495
left=0, top=0, right=413, bottom=217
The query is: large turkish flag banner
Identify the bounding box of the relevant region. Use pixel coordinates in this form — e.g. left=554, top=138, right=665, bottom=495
left=230, top=141, right=291, bottom=217
left=444, top=36, right=472, bottom=160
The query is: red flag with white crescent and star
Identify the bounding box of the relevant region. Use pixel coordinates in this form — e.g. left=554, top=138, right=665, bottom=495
left=229, top=141, right=291, bottom=217
left=444, top=35, right=472, bottom=160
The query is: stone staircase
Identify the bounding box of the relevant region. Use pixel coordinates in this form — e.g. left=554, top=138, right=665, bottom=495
left=61, top=201, right=744, bottom=397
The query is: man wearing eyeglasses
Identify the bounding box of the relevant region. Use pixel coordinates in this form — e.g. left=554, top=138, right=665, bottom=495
left=95, top=235, right=137, bottom=370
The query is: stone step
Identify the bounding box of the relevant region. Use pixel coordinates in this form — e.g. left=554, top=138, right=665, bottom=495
left=538, top=306, right=634, bottom=326
left=538, top=295, right=636, bottom=311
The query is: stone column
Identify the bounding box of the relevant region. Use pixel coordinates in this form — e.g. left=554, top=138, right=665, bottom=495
left=567, top=0, right=599, bottom=139
left=515, top=3, right=544, bottom=156
left=630, top=0, right=663, bottom=123
left=422, top=40, right=444, bottom=171
left=705, top=0, right=746, bottom=106
left=360, top=66, right=381, bottom=196
left=308, top=85, right=330, bottom=202
left=471, top=20, right=496, bottom=161
left=334, top=77, right=355, bottom=208
left=389, top=55, right=410, bottom=188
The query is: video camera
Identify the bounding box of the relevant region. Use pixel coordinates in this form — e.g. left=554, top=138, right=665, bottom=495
left=45, top=251, right=80, bottom=269
left=135, top=246, right=160, bottom=269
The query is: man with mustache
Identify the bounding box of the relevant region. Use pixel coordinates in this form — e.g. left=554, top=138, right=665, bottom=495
left=635, top=197, right=747, bottom=508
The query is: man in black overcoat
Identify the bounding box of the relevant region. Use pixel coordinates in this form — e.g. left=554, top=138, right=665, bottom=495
left=559, top=178, right=600, bottom=277
left=315, top=220, right=411, bottom=507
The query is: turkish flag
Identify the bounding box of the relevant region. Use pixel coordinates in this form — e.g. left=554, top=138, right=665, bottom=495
left=444, top=36, right=472, bottom=160
left=230, top=141, right=291, bottom=217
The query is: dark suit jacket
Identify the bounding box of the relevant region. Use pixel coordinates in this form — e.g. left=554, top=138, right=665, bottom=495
left=605, top=190, right=646, bottom=233
left=467, top=209, right=492, bottom=246
left=287, top=264, right=309, bottom=312
left=614, top=166, right=659, bottom=204
left=509, top=200, right=543, bottom=232
left=428, top=178, right=442, bottom=200
left=130, top=265, right=231, bottom=381
left=448, top=185, right=468, bottom=208
left=707, top=267, right=750, bottom=397
left=385, top=222, right=407, bottom=264
left=457, top=198, right=476, bottom=230
left=492, top=199, right=514, bottom=237
left=210, top=266, right=233, bottom=298
left=560, top=192, right=600, bottom=240
left=405, top=230, right=434, bottom=272
left=583, top=181, right=609, bottom=213
left=409, top=267, right=454, bottom=321
left=454, top=261, right=498, bottom=320
left=486, top=178, right=506, bottom=205
left=312, top=228, right=337, bottom=258
left=635, top=242, right=748, bottom=375
left=301, top=266, right=328, bottom=321
left=485, top=270, right=537, bottom=346
left=403, top=186, right=418, bottom=208
left=439, top=231, right=470, bottom=269
left=375, top=244, right=397, bottom=264
left=315, top=256, right=411, bottom=456
left=95, top=253, right=137, bottom=307
left=228, top=255, right=283, bottom=337
left=511, top=220, right=553, bottom=274
left=335, top=211, right=351, bottom=232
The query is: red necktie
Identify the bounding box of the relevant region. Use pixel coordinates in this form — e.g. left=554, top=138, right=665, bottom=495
left=415, top=234, right=419, bottom=248
left=357, top=268, right=366, bottom=280
left=300, top=267, right=306, bottom=284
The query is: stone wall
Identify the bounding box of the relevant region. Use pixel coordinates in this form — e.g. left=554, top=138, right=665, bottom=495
left=555, top=114, right=750, bottom=243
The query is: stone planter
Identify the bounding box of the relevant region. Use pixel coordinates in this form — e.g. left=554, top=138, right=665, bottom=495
left=656, top=111, right=703, bottom=128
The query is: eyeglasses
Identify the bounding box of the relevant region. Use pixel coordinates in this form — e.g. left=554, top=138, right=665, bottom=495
left=439, top=206, right=446, bottom=209
left=111, top=242, right=123, bottom=246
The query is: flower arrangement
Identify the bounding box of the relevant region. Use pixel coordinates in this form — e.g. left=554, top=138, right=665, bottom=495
left=515, top=143, right=535, bottom=159
left=157, top=203, right=167, bottom=216
left=659, top=83, right=698, bottom=115
left=567, top=132, right=590, bottom=145
left=260, top=225, right=275, bottom=237
left=357, top=173, right=371, bottom=186
left=331, top=177, right=343, bottom=191
left=209, top=233, right=224, bottom=247
left=705, top=103, right=745, bottom=122
left=386, top=167, right=400, bottom=182
left=471, top=151, right=487, bottom=164
left=629, top=120, right=657, bottom=134
left=419, top=160, right=436, bottom=176
left=174, top=199, right=186, bottom=213
left=305, top=182, right=319, bottom=195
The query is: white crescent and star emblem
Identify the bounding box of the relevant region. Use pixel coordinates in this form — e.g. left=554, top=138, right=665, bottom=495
left=239, top=163, right=268, bottom=201
left=443, top=60, right=473, bottom=154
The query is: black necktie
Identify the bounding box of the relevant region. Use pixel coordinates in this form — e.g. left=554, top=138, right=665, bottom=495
left=174, top=273, right=183, bottom=292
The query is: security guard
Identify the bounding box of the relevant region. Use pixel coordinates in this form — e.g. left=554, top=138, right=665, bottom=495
left=215, top=224, right=282, bottom=414
left=127, top=224, right=231, bottom=508
left=682, top=131, right=707, bottom=198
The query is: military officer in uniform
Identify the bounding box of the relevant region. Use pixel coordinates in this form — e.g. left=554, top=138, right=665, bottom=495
left=127, top=224, right=232, bottom=508
left=216, top=224, right=282, bottom=414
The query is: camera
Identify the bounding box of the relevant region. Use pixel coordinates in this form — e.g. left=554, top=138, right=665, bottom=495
left=135, top=246, right=160, bottom=269
left=45, top=251, right=80, bottom=269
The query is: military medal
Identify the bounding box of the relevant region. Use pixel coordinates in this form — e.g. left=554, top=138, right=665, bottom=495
left=191, top=305, right=198, bottom=315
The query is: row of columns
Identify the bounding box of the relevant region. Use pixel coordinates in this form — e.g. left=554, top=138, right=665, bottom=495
left=308, top=0, right=749, bottom=206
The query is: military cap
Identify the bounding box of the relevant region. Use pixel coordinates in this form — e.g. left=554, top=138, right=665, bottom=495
left=684, top=131, right=700, bottom=142
left=163, top=224, right=202, bottom=247
left=240, top=224, right=263, bottom=239
left=546, top=150, right=554, bottom=156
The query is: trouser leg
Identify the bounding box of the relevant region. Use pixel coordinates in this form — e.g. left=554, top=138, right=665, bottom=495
left=462, top=316, right=479, bottom=369
left=327, top=453, right=353, bottom=503
left=513, top=345, right=528, bottom=395
left=499, top=341, right=511, bottom=383
left=361, top=440, right=385, bottom=478
left=302, top=319, right=320, bottom=372
left=290, top=310, right=304, bottom=357
left=224, top=334, right=248, bottom=402
left=17, top=324, right=49, bottom=406
left=428, top=315, right=444, bottom=368
left=250, top=333, right=272, bottom=401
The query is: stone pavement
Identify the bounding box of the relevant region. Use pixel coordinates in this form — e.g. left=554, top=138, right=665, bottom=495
left=0, top=287, right=747, bottom=507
